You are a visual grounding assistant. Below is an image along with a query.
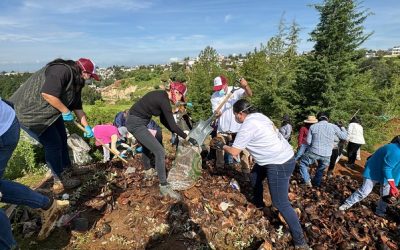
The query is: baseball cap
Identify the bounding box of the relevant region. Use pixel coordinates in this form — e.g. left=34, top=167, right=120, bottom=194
left=213, top=76, right=227, bottom=91
left=77, top=58, right=100, bottom=81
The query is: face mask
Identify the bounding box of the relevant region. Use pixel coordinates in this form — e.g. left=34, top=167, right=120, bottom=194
left=85, top=79, right=93, bottom=85
left=218, top=89, right=226, bottom=95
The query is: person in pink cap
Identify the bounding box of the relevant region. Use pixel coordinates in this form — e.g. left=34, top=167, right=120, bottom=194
left=210, top=75, right=252, bottom=171
left=8, top=58, right=100, bottom=193
left=126, top=82, right=198, bottom=200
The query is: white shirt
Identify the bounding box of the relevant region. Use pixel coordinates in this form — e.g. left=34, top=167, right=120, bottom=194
left=0, top=98, right=16, bottom=136
left=347, top=122, right=365, bottom=144
left=232, top=113, right=294, bottom=165
left=210, top=86, right=245, bottom=133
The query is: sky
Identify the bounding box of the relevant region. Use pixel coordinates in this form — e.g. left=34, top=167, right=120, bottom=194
left=0, top=0, right=399, bottom=72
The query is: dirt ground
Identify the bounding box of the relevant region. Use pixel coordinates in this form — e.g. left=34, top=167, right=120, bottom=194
left=9, top=119, right=400, bottom=250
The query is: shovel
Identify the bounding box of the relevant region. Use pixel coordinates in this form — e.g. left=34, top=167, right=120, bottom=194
left=187, top=79, right=241, bottom=145
left=74, top=121, right=128, bottom=164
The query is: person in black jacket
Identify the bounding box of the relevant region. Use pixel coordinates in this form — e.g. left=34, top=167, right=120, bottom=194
left=9, top=58, right=100, bottom=193
left=126, top=82, right=198, bottom=200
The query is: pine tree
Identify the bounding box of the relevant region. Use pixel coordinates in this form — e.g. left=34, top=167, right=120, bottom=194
left=187, top=46, right=222, bottom=121
left=241, top=17, right=301, bottom=121
left=295, top=0, right=373, bottom=119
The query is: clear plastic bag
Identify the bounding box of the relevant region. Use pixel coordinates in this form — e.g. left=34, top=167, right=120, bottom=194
left=167, top=141, right=202, bottom=191
left=67, top=133, right=92, bottom=165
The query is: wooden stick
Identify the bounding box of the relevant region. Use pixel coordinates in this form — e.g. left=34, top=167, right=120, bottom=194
left=73, top=121, right=128, bottom=163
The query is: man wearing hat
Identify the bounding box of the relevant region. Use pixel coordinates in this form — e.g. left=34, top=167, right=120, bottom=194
left=295, top=115, right=318, bottom=161
left=298, top=112, right=347, bottom=187
left=210, top=75, right=252, bottom=170
left=9, top=58, right=100, bottom=193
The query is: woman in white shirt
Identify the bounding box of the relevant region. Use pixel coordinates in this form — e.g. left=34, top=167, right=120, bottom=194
left=346, top=116, right=365, bottom=168
left=210, top=99, right=308, bottom=249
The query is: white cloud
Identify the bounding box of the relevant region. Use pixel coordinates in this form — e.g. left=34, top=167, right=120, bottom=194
left=136, top=25, right=145, bottom=30
left=224, top=14, right=232, bottom=23
left=169, top=57, right=179, bottom=62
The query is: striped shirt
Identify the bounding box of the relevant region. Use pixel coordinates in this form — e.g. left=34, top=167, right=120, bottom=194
left=307, top=120, right=347, bottom=157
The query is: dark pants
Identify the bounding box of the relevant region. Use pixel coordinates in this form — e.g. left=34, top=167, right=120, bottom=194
left=329, top=141, right=345, bottom=172
left=127, top=115, right=167, bottom=185
left=347, top=142, right=361, bottom=165
left=22, top=116, right=71, bottom=177
left=142, top=128, right=163, bottom=170
left=328, top=148, right=339, bottom=171
left=250, top=158, right=305, bottom=246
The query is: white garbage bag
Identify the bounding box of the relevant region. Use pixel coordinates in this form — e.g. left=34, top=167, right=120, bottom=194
left=67, top=133, right=92, bottom=165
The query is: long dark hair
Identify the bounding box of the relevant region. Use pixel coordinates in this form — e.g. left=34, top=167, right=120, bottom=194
left=47, top=58, right=84, bottom=87
left=350, top=116, right=361, bottom=125
left=233, top=99, right=256, bottom=114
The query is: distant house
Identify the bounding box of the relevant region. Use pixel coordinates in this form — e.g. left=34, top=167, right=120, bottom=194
left=391, top=45, right=400, bottom=56
left=365, top=51, right=376, bottom=58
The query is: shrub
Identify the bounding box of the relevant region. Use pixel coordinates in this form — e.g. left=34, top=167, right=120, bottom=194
left=5, top=139, right=45, bottom=180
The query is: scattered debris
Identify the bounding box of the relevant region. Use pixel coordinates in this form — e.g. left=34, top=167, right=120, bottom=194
left=9, top=156, right=400, bottom=249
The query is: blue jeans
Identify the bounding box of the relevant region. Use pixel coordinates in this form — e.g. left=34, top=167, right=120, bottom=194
left=0, top=117, right=50, bottom=208
left=295, top=144, right=308, bottom=161
left=0, top=209, right=15, bottom=250
left=22, top=116, right=71, bottom=177
left=299, top=151, right=330, bottom=186
left=250, top=158, right=306, bottom=246
left=343, top=178, right=389, bottom=215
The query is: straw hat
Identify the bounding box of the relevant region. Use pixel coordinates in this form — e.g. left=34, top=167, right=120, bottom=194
left=304, top=115, right=318, bottom=123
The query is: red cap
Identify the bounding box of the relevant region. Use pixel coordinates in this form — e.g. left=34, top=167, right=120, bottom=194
left=170, top=82, right=187, bottom=96
left=76, top=58, right=100, bottom=81
left=213, top=75, right=227, bottom=91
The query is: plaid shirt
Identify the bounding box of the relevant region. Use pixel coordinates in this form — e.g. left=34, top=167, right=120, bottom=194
left=307, top=120, right=347, bottom=157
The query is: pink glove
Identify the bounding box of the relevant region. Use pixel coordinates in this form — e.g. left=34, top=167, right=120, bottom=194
left=388, top=180, right=399, bottom=198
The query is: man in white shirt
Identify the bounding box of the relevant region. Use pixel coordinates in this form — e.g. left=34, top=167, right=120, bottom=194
left=210, top=75, right=252, bottom=171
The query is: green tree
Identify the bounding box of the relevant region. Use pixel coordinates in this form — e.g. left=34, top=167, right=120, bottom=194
left=241, top=17, right=301, bottom=122
left=296, top=0, right=373, bottom=118
left=187, top=46, right=222, bottom=121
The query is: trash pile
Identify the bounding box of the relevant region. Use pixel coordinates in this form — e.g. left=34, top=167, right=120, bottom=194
left=10, top=156, right=400, bottom=249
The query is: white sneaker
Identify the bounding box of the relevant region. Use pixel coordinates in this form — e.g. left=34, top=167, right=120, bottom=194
left=339, top=203, right=351, bottom=211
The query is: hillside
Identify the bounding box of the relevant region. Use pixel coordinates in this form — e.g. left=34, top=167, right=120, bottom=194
left=98, top=77, right=163, bottom=104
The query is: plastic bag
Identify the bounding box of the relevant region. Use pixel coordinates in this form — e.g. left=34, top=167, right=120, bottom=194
left=167, top=140, right=202, bottom=191
left=67, top=133, right=92, bottom=165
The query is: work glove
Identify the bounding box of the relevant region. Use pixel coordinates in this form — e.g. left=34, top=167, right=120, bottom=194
left=136, top=146, right=143, bottom=153
left=210, top=137, right=225, bottom=150
left=388, top=180, right=399, bottom=198
left=84, top=125, right=94, bottom=138
left=120, top=153, right=127, bottom=159
left=187, top=137, right=199, bottom=146
left=186, top=102, right=193, bottom=108
left=62, top=111, right=74, bottom=121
